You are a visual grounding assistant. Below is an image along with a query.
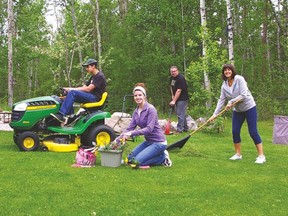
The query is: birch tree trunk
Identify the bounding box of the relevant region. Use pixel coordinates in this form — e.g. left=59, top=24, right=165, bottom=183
left=28, top=62, right=33, bottom=96
left=70, top=0, right=84, bottom=79
left=276, top=1, right=281, bottom=61
left=200, top=0, right=211, bottom=108
left=181, top=1, right=186, bottom=73
left=89, top=0, right=102, bottom=69
left=269, top=0, right=284, bottom=62
left=118, top=0, right=128, bottom=20
left=90, top=0, right=98, bottom=59
left=64, top=32, right=70, bottom=86
left=226, top=0, right=234, bottom=63
left=34, top=59, right=39, bottom=91
left=261, top=0, right=269, bottom=76
left=67, top=48, right=75, bottom=86
left=95, top=0, right=102, bottom=69
left=7, top=0, right=15, bottom=107
left=63, top=32, right=74, bottom=86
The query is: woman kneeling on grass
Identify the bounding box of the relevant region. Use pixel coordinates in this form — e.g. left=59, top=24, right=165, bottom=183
left=208, top=64, right=266, bottom=164
left=115, top=83, right=172, bottom=168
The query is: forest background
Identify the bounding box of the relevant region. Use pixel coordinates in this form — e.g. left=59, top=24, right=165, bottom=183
left=1, top=0, right=288, bottom=120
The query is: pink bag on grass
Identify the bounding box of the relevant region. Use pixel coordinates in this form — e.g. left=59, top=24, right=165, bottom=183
left=71, top=147, right=96, bottom=168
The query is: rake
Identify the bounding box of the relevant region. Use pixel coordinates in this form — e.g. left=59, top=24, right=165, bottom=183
left=166, top=100, right=241, bottom=151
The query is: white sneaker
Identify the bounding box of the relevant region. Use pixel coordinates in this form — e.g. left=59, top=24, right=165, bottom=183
left=162, top=150, right=172, bottom=167
left=255, top=155, right=266, bottom=164
left=229, top=154, right=242, bottom=160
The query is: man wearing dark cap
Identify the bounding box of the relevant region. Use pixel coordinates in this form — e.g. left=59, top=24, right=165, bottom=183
left=51, top=58, right=106, bottom=123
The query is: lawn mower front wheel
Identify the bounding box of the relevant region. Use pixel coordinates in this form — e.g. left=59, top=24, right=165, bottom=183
left=13, top=133, right=19, bottom=144
left=85, top=125, right=116, bottom=147
left=17, top=132, right=40, bottom=151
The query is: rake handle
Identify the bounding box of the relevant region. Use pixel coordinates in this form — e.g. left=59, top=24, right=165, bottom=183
left=190, top=99, right=241, bottom=136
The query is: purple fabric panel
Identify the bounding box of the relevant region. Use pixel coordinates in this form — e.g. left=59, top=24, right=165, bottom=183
left=273, top=115, right=288, bottom=144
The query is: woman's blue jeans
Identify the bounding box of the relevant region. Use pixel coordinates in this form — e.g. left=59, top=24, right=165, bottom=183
left=232, top=106, right=262, bottom=144
left=59, top=90, right=96, bottom=115
left=127, top=141, right=167, bottom=166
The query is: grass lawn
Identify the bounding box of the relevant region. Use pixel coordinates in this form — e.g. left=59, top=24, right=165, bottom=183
left=0, top=119, right=287, bottom=215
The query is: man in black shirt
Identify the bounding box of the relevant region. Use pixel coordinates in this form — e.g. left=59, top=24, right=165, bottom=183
left=169, top=66, right=189, bottom=133
left=51, top=58, right=106, bottom=123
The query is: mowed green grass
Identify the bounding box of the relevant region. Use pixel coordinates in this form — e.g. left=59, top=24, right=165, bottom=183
left=0, top=119, right=287, bottom=216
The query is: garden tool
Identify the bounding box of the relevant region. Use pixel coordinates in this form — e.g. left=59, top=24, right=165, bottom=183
left=166, top=99, right=241, bottom=151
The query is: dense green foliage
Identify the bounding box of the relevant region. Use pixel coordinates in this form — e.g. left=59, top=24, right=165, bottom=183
left=1, top=0, right=288, bottom=119
left=1, top=119, right=288, bottom=215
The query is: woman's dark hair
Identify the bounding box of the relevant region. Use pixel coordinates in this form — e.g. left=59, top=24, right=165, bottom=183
left=221, top=64, right=237, bottom=80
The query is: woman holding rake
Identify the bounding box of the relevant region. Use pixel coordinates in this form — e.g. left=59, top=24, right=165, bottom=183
left=209, top=64, right=266, bottom=164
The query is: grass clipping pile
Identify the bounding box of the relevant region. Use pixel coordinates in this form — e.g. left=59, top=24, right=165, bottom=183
left=177, top=147, right=204, bottom=158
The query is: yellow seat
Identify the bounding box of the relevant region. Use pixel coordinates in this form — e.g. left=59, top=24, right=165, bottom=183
left=80, top=92, right=108, bottom=109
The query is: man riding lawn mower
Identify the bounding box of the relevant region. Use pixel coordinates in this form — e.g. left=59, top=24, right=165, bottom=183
left=9, top=91, right=116, bottom=152
left=10, top=58, right=116, bottom=152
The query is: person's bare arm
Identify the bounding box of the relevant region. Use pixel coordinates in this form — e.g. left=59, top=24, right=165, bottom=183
left=169, top=89, right=182, bottom=106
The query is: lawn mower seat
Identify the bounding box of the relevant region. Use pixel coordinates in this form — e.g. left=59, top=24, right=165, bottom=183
left=80, top=92, right=108, bottom=111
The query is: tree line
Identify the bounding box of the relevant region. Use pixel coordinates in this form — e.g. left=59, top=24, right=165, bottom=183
left=1, top=0, right=288, bottom=119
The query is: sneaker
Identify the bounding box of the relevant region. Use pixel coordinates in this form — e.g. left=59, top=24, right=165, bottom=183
left=129, top=158, right=140, bottom=169
left=51, top=113, right=67, bottom=123
left=162, top=150, right=172, bottom=167
left=255, top=155, right=266, bottom=164
left=130, top=163, right=139, bottom=169
left=229, top=154, right=242, bottom=160
left=65, top=115, right=81, bottom=127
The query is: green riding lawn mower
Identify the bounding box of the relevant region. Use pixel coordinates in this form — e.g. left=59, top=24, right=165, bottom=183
left=9, top=91, right=116, bottom=152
